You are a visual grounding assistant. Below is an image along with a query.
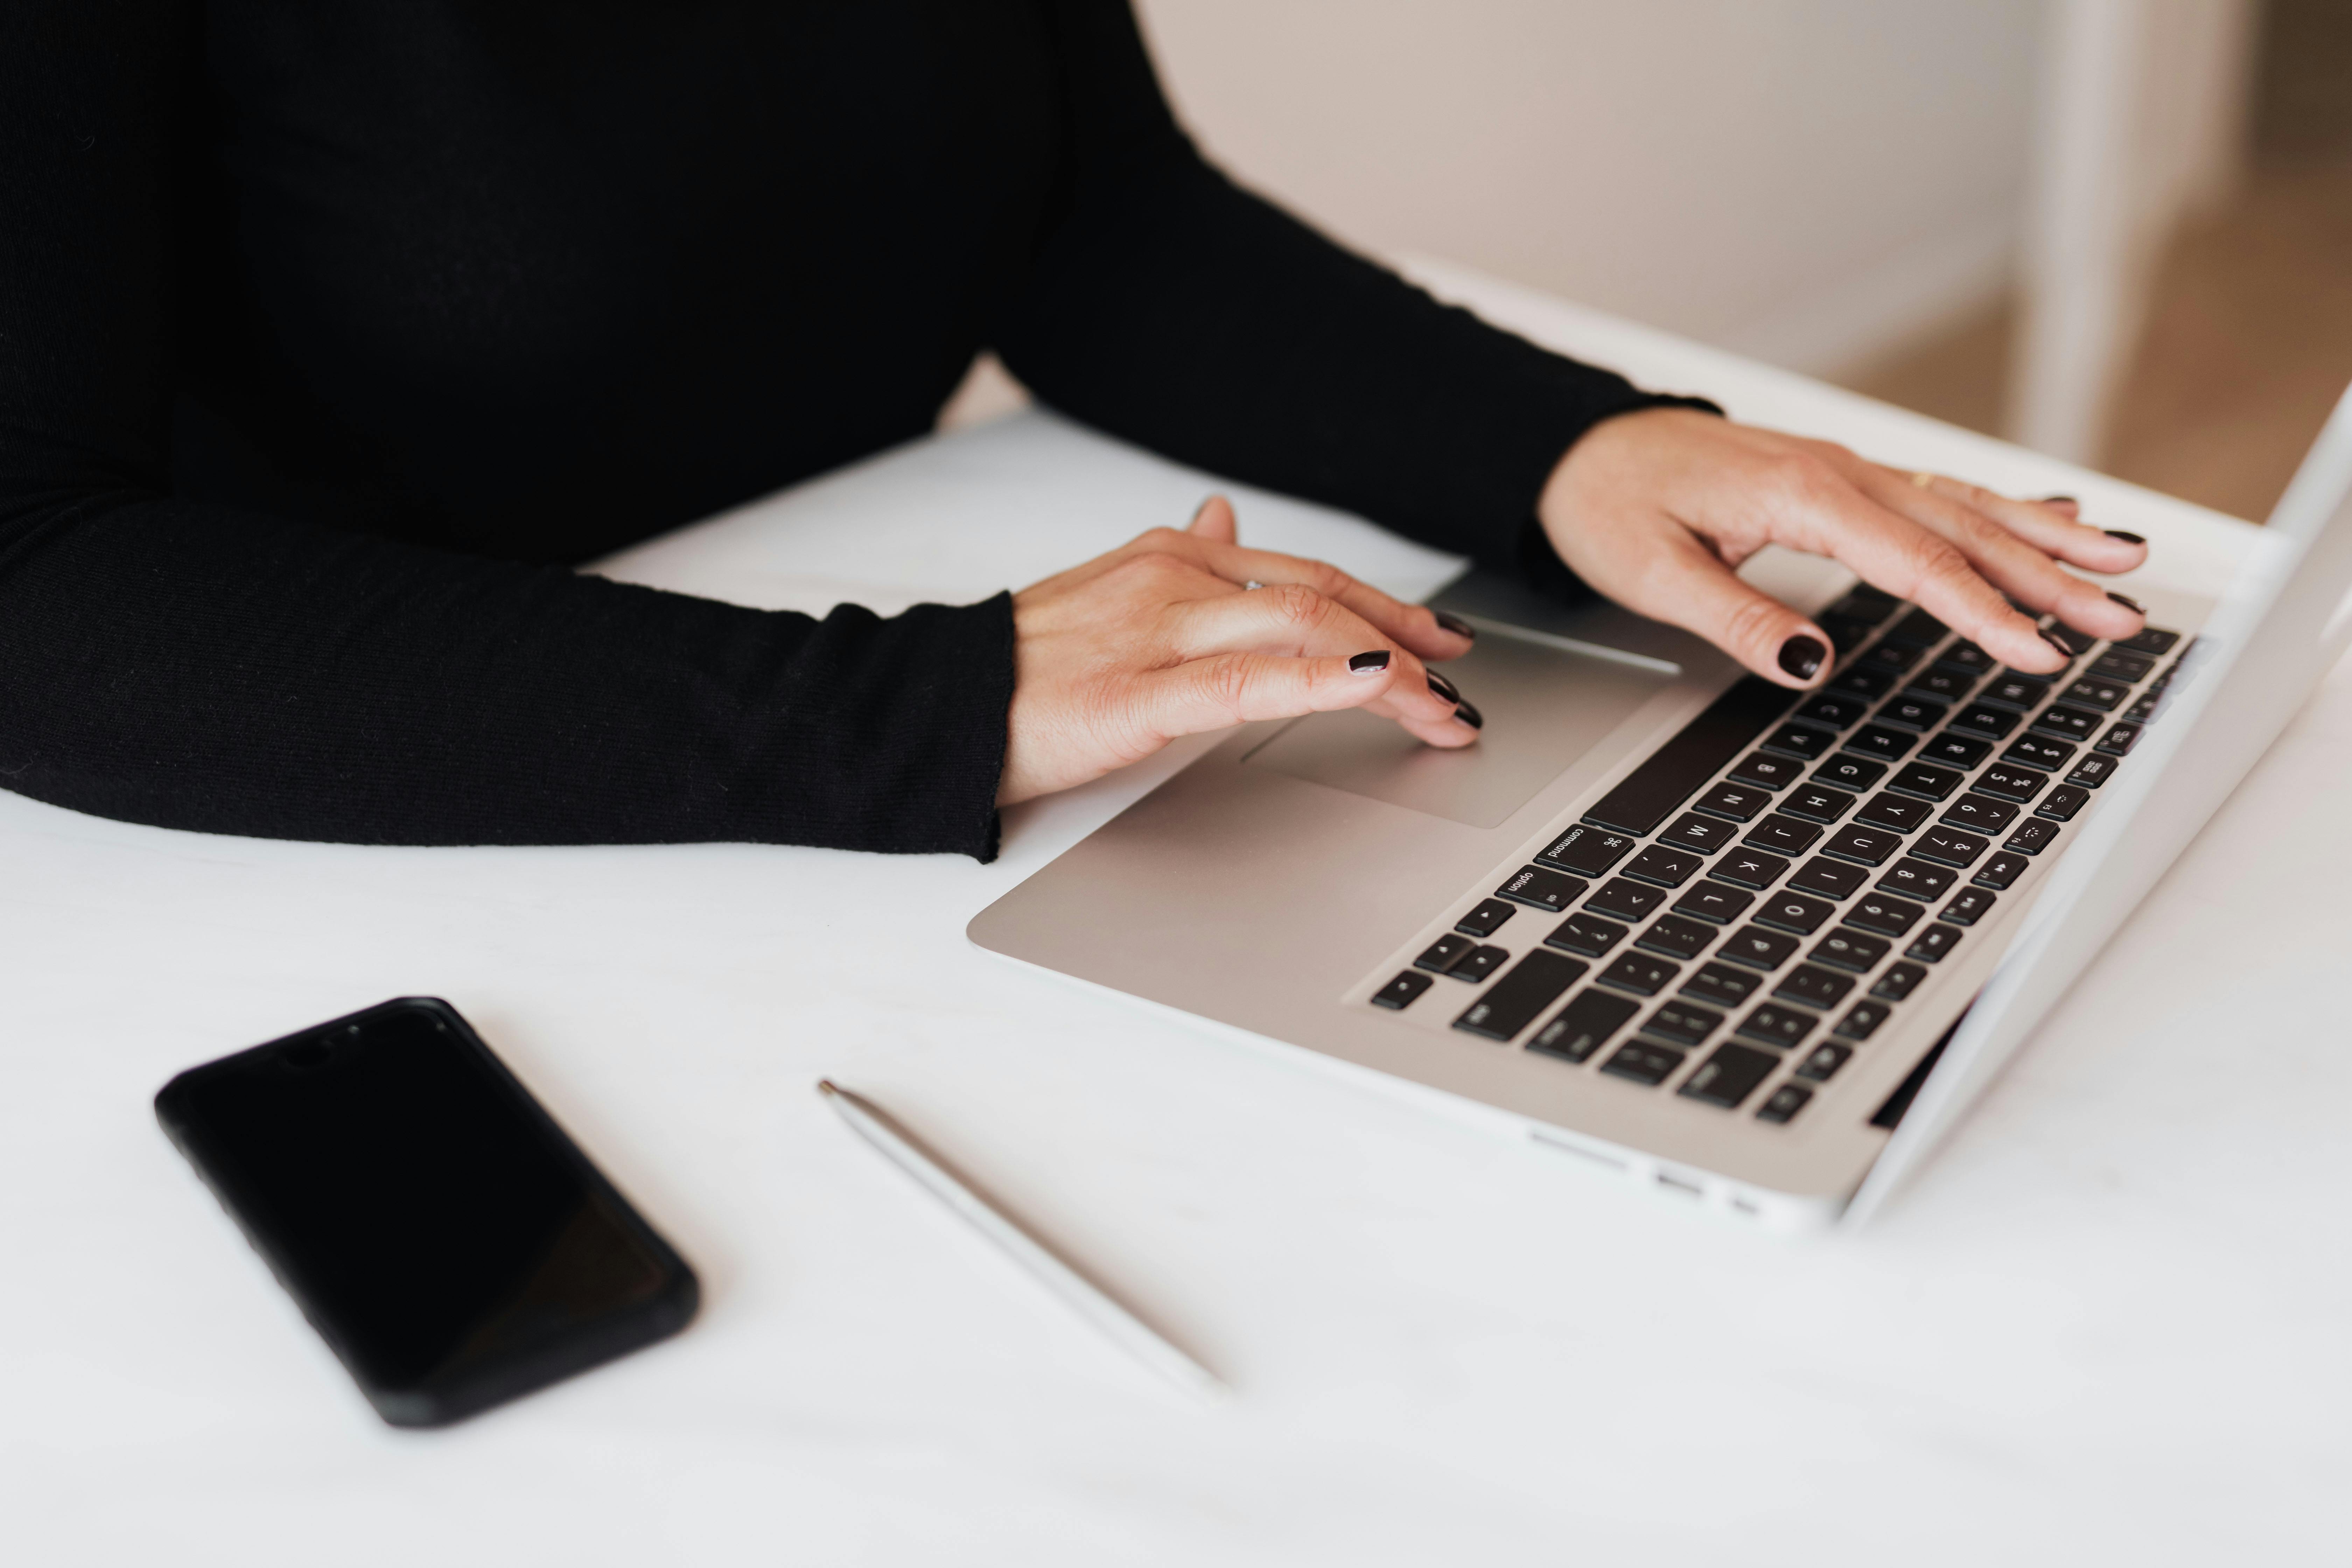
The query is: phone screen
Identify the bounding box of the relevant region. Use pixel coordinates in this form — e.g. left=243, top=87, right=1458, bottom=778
left=157, top=999, right=696, bottom=1426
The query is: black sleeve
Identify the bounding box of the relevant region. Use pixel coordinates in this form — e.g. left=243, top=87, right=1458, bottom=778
left=0, top=2, right=1011, bottom=855
left=996, top=0, right=1717, bottom=582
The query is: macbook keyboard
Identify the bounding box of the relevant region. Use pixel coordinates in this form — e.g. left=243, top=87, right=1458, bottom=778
left=1366, top=585, right=2188, bottom=1126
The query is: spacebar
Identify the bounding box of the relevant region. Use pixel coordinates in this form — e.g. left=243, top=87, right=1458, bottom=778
left=1581, top=676, right=1794, bottom=835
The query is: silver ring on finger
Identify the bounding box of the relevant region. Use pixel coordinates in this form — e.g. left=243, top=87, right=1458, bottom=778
left=1243, top=579, right=1265, bottom=591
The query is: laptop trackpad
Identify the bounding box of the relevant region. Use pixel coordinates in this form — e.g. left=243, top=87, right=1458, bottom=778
left=1241, top=633, right=1675, bottom=828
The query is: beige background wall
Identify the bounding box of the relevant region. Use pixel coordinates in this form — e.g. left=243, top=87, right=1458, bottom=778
left=1135, top=0, right=2047, bottom=377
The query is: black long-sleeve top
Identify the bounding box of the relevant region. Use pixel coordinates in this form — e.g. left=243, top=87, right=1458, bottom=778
left=1, top=0, right=1695, bottom=859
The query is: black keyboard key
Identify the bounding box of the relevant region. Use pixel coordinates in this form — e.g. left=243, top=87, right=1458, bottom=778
left=1875, top=694, right=1948, bottom=732
left=1972, top=851, right=2029, bottom=890
left=1642, top=998, right=1724, bottom=1047
left=1454, top=899, right=1516, bottom=938
left=1934, top=640, right=1995, bottom=674
left=1774, top=964, right=1854, bottom=1010
left=1939, top=793, right=2018, bottom=835
left=1888, top=762, right=1963, bottom=801
left=1855, top=791, right=1933, bottom=833
left=1415, top=933, right=1476, bottom=973
left=1822, top=825, right=1903, bottom=866
left=1528, top=989, right=1640, bottom=1064
left=1450, top=944, right=1510, bottom=983
left=1718, top=925, right=1800, bottom=971
left=2035, top=784, right=2090, bottom=821
left=1913, top=826, right=1989, bottom=868
left=1636, top=914, right=1718, bottom=961
left=1793, top=692, right=1871, bottom=730
left=1742, top=814, right=1824, bottom=856
left=1788, top=856, right=1869, bottom=900
left=1979, top=674, right=2051, bottom=710
left=1372, top=971, right=1434, bottom=1010
left=1939, top=888, right=1996, bottom=926
left=1678, top=1043, right=1780, bottom=1109
left=1828, top=584, right=1902, bottom=623
left=1949, top=703, right=2021, bottom=740
left=1496, top=865, right=1586, bottom=913
left=1886, top=608, right=1947, bottom=645
left=1580, top=676, right=1795, bottom=833
left=1545, top=911, right=1629, bottom=958
left=2096, top=721, right=2141, bottom=756
left=1818, top=614, right=1874, bottom=654
left=1761, top=722, right=1837, bottom=762
left=2065, top=752, right=2120, bottom=789
left=2031, top=704, right=2100, bottom=741
left=1755, top=890, right=1836, bottom=935
left=1874, top=858, right=1953, bottom=902
left=1659, top=812, right=1741, bottom=855
left=1728, top=750, right=1805, bottom=791
left=1779, top=784, right=1857, bottom=824
left=1843, top=890, right=1926, bottom=936
left=1842, top=723, right=1917, bottom=762
left=1672, top=882, right=1754, bottom=926
left=1708, top=848, right=1790, bottom=889
left=1871, top=961, right=1928, bottom=1000
left=1538, top=824, right=1638, bottom=878
left=2003, top=819, right=2061, bottom=856
left=1597, top=952, right=1680, bottom=996
left=2115, top=626, right=2180, bottom=656
left=2090, top=648, right=2156, bottom=681
left=2062, top=676, right=2130, bottom=712
left=1599, top=1040, right=1685, bottom=1086
left=1810, top=927, right=1890, bottom=972
left=1681, top=961, right=1763, bottom=1009
left=1833, top=1000, right=1892, bottom=1041
left=2002, top=734, right=2075, bottom=771
left=2123, top=693, right=2161, bottom=722
left=1756, top=1083, right=1813, bottom=1124
left=1919, top=732, right=1993, bottom=768
left=1736, top=1003, right=1818, bottom=1049
left=1973, top=764, right=2049, bottom=802
left=1693, top=781, right=1774, bottom=822
left=1812, top=755, right=1888, bottom=793
left=1828, top=665, right=1896, bottom=700
left=1452, top=951, right=1588, bottom=1041
left=2042, top=620, right=2097, bottom=655
left=1904, top=925, right=1963, bottom=963
left=1794, top=1042, right=1853, bottom=1082
left=1904, top=666, right=1976, bottom=705
left=1860, top=640, right=1925, bottom=674
left=1586, top=878, right=1669, bottom=922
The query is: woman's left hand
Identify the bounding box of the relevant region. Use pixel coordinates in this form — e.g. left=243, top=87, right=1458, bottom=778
left=1537, top=407, right=2150, bottom=688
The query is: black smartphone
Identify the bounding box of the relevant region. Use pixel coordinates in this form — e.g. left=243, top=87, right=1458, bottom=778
left=155, top=997, right=698, bottom=1427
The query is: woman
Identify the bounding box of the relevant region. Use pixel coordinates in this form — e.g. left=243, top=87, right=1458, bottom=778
left=0, top=1, right=2145, bottom=859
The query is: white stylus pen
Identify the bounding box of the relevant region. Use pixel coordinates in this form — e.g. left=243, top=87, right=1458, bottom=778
left=816, top=1079, right=1228, bottom=1404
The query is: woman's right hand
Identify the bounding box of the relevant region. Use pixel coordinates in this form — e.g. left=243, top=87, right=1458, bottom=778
left=996, top=497, right=1480, bottom=806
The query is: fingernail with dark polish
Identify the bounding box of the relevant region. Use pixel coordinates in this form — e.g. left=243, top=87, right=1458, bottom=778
left=2038, top=626, right=2077, bottom=660
left=1434, top=610, right=1477, bottom=642
left=1426, top=670, right=1461, bottom=702
left=1777, top=635, right=1826, bottom=681
left=2104, top=529, right=2147, bottom=545
left=1452, top=699, right=1484, bottom=730
left=2040, top=495, right=2077, bottom=505
left=1348, top=650, right=1391, bottom=674
left=2106, top=591, right=2144, bottom=613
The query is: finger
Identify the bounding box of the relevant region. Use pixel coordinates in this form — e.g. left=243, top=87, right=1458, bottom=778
left=1186, top=494, right=1238, bottom=544
left=1164, top=582, right=1467, bottom=726
left=1178, top=537, right=1475, bottom=661
left=1618, top=530, right=1834, bottom=689
left=1889, top=468, right=2146, bottom=576
left=1852, top=468, right=2142, bottom=642
left=1139, top=650, right=1479, bottom=749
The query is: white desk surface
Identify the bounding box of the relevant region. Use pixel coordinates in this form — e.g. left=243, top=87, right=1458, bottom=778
left=9, top=265, right=2347, bottom=1566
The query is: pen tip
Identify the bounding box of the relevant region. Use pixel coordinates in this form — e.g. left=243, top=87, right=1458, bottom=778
left=815, top=1078, right=839, bottom=1098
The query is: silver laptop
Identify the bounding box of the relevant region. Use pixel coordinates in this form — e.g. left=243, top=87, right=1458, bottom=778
left=971, top=386, right=2352, bottom=1229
